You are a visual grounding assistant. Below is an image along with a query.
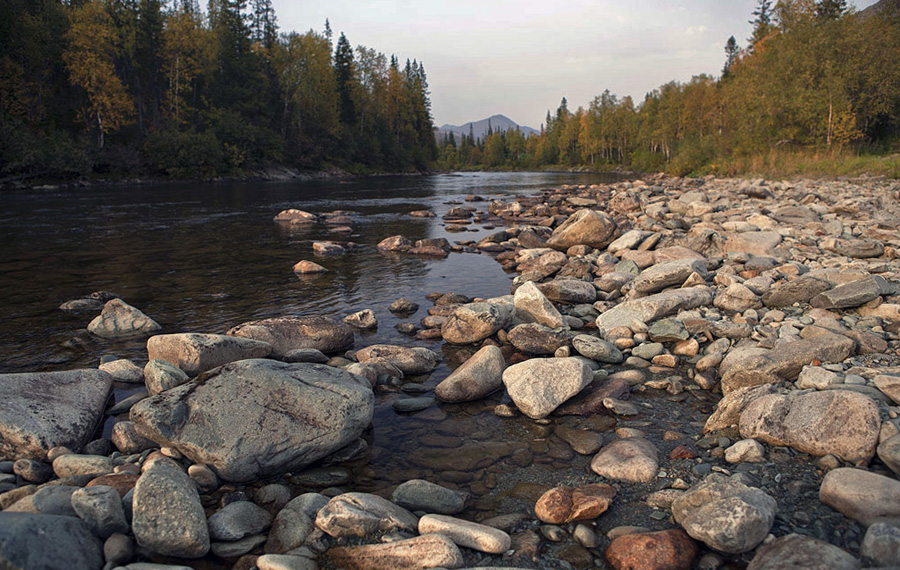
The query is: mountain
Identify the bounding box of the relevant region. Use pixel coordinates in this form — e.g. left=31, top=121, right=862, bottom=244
left=437, top=114, right=539, bottom=142
left=860, top=0, right=900, bottom=18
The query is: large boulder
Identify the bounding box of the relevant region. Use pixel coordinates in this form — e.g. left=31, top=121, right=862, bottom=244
left=227, top=316, right=353, bottom=357
left=596, top=287, right=714, bottom=336
left=0, top=513, right=103, bottom=570
left=435, top=345, right=506, bottom=403
left=87, top=298, right=161, bottom=339
left=762, top=275, right=833, bottom=308
left=441, top=302, right=511, bottom=344
left=810, top=275, right=891, bottom=310
left=539, top=279, right=597, bottom=304
left=147, top=333, right=272, bottom=376
left=0, top=369, right=113, bottom=460
left=546, top=209, right=617, bottom=251
left=502, top=357, right=593, bottom=419
left=739, top=390, right=881, bottom=464
left=354, top=344, right=440, bottom=375
left=672, top=474, right=777, bottom=554
left=130, top=360, right=374, bottom=482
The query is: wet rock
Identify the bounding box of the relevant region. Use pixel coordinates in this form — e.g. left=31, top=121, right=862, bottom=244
left=392, top=397, right=434, bottom=413
left=810, top=275, right=890, bottom=310
left=71, top=485, right=129, bottom=539
left=99, top=358, right=144, bottom=383
left=327, top=533, right=464, bottom=570
left=274, top=209, right=318, bottom=223
left=632, top=259, right=707, bottom=295
left=377, top=235, right=413, bottom=252
left=265, top=493, right=329, bottom=554
left=315, top=492, right=418, bottom=538
left=0, top=369, right=113, bottom=460
left=672, top=474, right=777, bottom=554
left=441, top=302, right=511, bottom=344
left=419, top=514, right=511, bottom=554
left=761, top=275, right=833, bottom=308
left=343, top=309, right=378, bottom=330
left=514, top=281, right=566, bottom=328
left=131, top=360, right=374, bottom=483
left=555, top=426, right=605, bottom=454
left=313, top=241, right=346, bottom=256
left=88, top=299, right=162, bottom=339
left=572, top=335, right=623, bottom=363
left=546, top=209, right=617, bottom=251
left=596, top=287, right=714, bottom=336
left=590, top=437, right=659, bottom=483
left=355, top=344, right=440, bottom=375
left=819, top=467, right=900, bottom=526
left=12, top=459, right=52, bottom=484
left=507, top=323, right=574, bottom=355
left=227, top=316, right=354, bottom=357
left=502, top=357, right=593, bottom=419
left=208, top=500, right=273, bottom=542
left=282, top=348, right=329, bottom=363
left=746, top=534, right=860, bottom=570
left=392, top=479, right=469, bottom=515
left=605, top=529, right=698, bottom=570
left=435, top=345, right=506, bottom=403
left=860, top=522, right=900, bottom=567
left=292, top=260, right=329, bottom=274
left=739, top=390, right=880, bottom=463
left=132, top=458, right=209, bottom=558
left=147, top=333, right=272, bottom=376
left=388, top=298, right=419, bottom=313
left=143, top=359, right=190, bottom=395
left=724, top=231, right=783, bottom=257
left=0, top=512, right=103, bottom=570
left=539, top=279, right=597, bottom=304
left=534, top=483, right=616, bottom=524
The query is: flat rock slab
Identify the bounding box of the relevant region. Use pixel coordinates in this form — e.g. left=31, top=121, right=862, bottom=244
left=327, top=534, right=464, bottom=570
left=0, top=512, right=103, bottom=570
left=739, top=390, right=880, bottom=464
left=631, top=259, right=707, bottom=295
left=355, top=344, right=440, bottom=376
left=810, top=275, right=890, bottom=310
left=0, top=369, right=113, bottom=460
left=147, top=333, right=272, bottom=376
left=130, top=359, right=374, bottom=483
left=820, top=468, right=900, bottom=527
left=596, top=287, right=714, bottom=336
left=724, top=231, right=783, bottom=257
left=227, top=316, right=354, bottom=357
left=392, top=479, right=469, bottom=515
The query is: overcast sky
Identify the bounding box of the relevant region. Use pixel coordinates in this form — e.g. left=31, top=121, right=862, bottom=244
left=270, top=0, right=880, bottom=128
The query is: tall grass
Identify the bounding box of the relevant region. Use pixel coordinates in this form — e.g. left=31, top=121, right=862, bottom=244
left=708, top=150, right=900, bottom=179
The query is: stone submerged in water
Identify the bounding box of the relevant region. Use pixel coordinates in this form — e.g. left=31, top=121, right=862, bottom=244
left=227, top=315, right=354, bottom=357
left=146, top=332, right=272, bottom=376
left=502, top=357, right=593, bottom=419
left=441, top=302, right=511, bottom=344
left=87, top=298, right=162, bottom=339
left=130, top=359, right=374, bottom=483
left=392, top=479, right=469, bottom=515
left=0, top=369, right=112, bottom=460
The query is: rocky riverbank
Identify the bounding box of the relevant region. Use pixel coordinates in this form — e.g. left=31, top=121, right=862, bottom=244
left=2, top=174, right=900, bottom=570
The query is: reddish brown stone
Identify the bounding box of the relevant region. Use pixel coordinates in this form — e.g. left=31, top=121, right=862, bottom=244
left=669, top=445, right=698, bottom=460
left=535, top=486, right=573, bottom=524
left=535, top=483, right=616, bottom=524
left=606, top=529, right=698, bottom=570
left=86, top=473, right=140, bottom=497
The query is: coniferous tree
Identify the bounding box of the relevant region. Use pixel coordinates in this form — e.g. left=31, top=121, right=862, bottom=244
left=333, top=32, right=356, bottom=126
left=722, top=36, right=739, bottom=79
left=749, top=0, right=773, bottom=49
left=816, top=0, right=847, bottom=20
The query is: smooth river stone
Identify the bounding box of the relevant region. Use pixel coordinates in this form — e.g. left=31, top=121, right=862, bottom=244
left=0, top=512, right=103, bottom=570
left=418, top=514, right=511, bottom=554
left=226, top=315, right=354, bottom=357
left=590, top=438, right=659, bottom=483
left=88, top=298, right=162, bottom=339
left=327, top=533, right=464, bottom=570
left=435, top=345, right=506, bottom=403
left=146, top=333, right=272, bottom=376
left=315, top=492, right=418, bottom=538
left=502, top=357, right=593, bottom=419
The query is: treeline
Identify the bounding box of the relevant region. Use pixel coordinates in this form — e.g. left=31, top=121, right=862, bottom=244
left=439, top=0, right=900, bottom=175
left=0, top=0, right=438, bottom=182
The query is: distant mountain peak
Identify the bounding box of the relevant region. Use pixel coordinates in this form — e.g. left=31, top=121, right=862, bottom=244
left=438, top=115, right=539, bottom=141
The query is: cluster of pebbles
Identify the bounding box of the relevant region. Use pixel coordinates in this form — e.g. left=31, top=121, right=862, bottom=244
left=3, top=174, right=900, bottom=570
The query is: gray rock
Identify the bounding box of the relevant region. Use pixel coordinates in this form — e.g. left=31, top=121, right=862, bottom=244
left=811, top=276, right=890, bottom=310
left=762, top=275, right=833, bottom=307
left=538, top=279, right=597, bottom=304
left=131, top=360, right=373, bottom=483
left=607, top=229, right=653, bottom=253
left=441, top=302, right=511, bottom=344
left=31, top=486, right=79, bottom=517
left=747, top=534, right=860, bottom=570
left=343, top=309, right=378, bottom=330
left=0, top=512, right=103, bottom=570
left=647, top=319, right=689, bottom=342
left=877, top=434, right=900, bottom=476
left=631, top=259, right=707, bottom=295
left=315, top=492, right=418, bottom=538
left=502, top=357, right=593, bottom=419
left=715, top=283, right=762, bottom=312
left=546, top=209, right=617, bottom=251
left=71, top=485, right=129, bottom=539
left=88, top=299, right=162, bottom=339
left=507, top=323, right=574, bottom=355
left=631, top=342, right=665, bottom=360
left=820, top=468, right=900, bottom=527
left=824, top=238, right=885, bottom=259
left=388, top=298, right=419, bottom=313
left=327, top=534, right=464, bottom=570
left=672, top=474, right=777, bottom=554
left=724, top=231, right=783, bottom=257
left=104, top=533, right=133, bottom=567
left=435, top=345, right=506, bottom=403
left=256, top=553, right=317, bottom=570
left=143, top=359, right=190, bottom=395
left=739, top=390, right=880, bottom=464
left=596, top=287, right=714, bottom=336
left=392, top=397, right=434, bottom=413
left=265, top=493, right=329, bottom=554
left=571, top=335, right=623, bottom=363
left=283, top=348, right=329, bottom=363
left=590, top=437, right=659, bottom=483
left=392, top=479, right=469, bottom=515
left=514, top=281, right=566, bottom=328
left=377, top=235, right=413, bottom=252
left=418, top=513, right=511, bottom=554
left=52, top=454, right=114, bottom=478
left=873, top=375, right=900, bottom=405
left=147, top=333, right=272, bottom=376
left=12, top=459, right=52, bottom=484
left=227, top=316, right=354, bottom=357
left=208, top=500, right=273, bottom=542
left=99, top=359, right=144, bottom=383
left=111, top=420, right=157, bottom=454
left=0, top=369, right=113, bottom=460
left=861, top=522, right=900, bottom=567
left=355, top=344, right=440, bottom=375
left=210, top=534, right=267, bottom=558
left=796, top=366, right=843, bottom=390
left=132, top=458, right=209, bottom=558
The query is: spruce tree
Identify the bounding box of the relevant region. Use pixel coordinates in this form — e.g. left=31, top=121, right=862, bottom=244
left=749, top=0, right=773, bottom=50
left=333, top=32, right=356, bottom=125
left=816, top=0, right=847, bottom=20
left=722, top=36, right=739, bottom=79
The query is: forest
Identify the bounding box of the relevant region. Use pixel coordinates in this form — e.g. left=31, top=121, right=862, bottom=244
left=0, top=0, right=438, bottom=182
left=438, top=0, right=900, bottom=177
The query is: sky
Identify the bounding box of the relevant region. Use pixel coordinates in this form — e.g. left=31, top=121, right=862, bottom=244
left=270, top=0, right=881, bottom=129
